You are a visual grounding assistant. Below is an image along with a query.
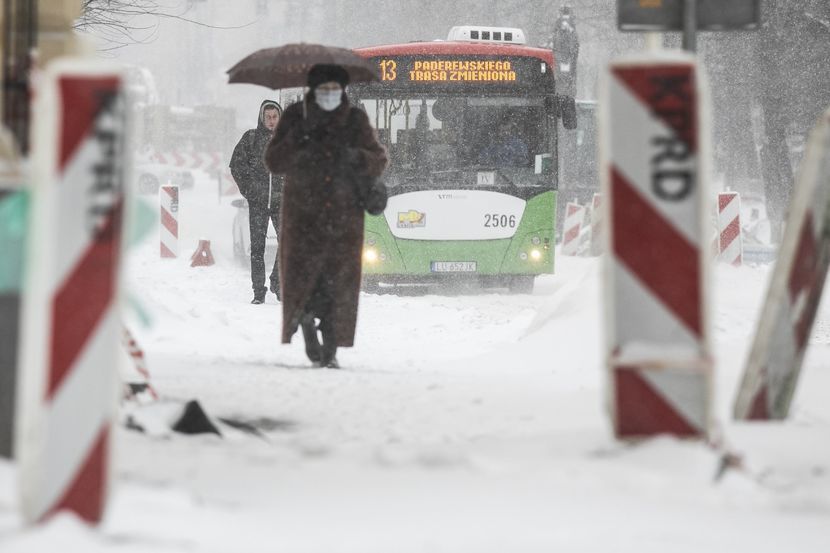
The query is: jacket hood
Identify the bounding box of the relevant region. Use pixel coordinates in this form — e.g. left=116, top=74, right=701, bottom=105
left=257, top=99, right=282, bottom=132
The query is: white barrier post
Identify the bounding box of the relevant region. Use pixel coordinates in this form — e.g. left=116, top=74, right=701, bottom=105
left=561, top=201, right=585, bottom=256
left=717, top=191, right=742, bottom=266
left=159, top=184, right=179, bottom=258
left=589, top=193, right=604, bottom=256
left=601, top=52, right=712, bottom=439
left=734, top=108, right=830, bottom=420
left=121, top=326, right=158, bottom=403
left=16, top=60, right=128, bottom=524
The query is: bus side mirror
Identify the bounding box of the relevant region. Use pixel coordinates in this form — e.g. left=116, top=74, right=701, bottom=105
left=558, top=96, right=577, bottom=130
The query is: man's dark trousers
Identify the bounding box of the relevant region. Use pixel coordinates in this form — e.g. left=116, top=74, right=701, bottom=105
left=249, top=203, right=280, bottom=298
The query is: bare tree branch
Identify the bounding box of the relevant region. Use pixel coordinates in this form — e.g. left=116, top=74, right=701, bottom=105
left=75, top=0, right=256, bottom=50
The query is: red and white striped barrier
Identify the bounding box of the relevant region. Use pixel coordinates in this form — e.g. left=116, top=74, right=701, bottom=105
left=140, top=149, right=223, bottom=172
left=717, top=191, right=742, bottom=266
left=734, top=107, right=830, bottom=420
left=561, top=201, right=585, bottom=256
left=121, top=327, right=158, bottom=403
left=589, top=193, right=604, bottom=256
left=159, top=184, right=179, bottom=258
left=17, top=60, right=128, bottom=523
left=601, top=52, right=712, bottom=439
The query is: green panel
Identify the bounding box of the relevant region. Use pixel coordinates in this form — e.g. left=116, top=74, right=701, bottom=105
left=362, top=191, right=557, bottom=277
left=128, top=195, right=158, bottom=248
left=0, top=190, right=29, bottom=293
left=363, top=213, right=408, bottom=274
left=501, top=190, right=557, bottom=274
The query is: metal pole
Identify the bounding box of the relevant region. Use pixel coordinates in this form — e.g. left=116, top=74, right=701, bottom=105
left=682, top=0, right=697, bottom=52
left=2, top=0, right=36, bottom=154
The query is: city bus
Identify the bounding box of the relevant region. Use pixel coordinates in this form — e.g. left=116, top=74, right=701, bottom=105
left=352, top=26, right=576, bottom=293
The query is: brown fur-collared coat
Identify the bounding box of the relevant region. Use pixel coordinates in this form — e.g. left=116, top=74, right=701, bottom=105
left=264, top=95, right=388, bottom=347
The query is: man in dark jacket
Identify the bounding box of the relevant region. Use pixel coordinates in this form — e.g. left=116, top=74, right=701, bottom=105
left=230, top=99, right=283, bottom=304
left=265, top=65, right=388, bottom=368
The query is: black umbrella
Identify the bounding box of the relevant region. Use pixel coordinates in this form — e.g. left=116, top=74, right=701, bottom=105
left=227, top=43, right=380, bottom=89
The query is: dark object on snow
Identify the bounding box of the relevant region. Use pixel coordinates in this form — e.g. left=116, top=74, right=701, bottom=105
left=230, top=99, right=283, bottom=299
left=227, top=44, right=379, bottom=90
left=264, top=90, right=388, bottom=360
left=172, top=400, right=221, bottom=436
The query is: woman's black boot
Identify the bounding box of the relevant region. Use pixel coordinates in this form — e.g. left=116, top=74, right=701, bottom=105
left=300, top=314, right=321, bottom=363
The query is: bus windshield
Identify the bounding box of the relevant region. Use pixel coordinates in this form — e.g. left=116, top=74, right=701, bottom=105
left=355, top=94, right=555, bottom=193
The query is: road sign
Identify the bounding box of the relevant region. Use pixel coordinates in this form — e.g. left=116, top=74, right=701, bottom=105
left=619, top=0, right=760, bottom=32
left=602, top=52, right=713, bottom=438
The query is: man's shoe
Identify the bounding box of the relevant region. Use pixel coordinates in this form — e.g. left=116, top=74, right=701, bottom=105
left=270, top=281, right=281, bottom=301
left=324, top=357, right=339, bottom=369
left=251, top=296, right=265, bottom=305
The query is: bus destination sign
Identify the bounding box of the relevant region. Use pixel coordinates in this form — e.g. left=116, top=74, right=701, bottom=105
left=386, top=59, right=518, bottom=83
left=368, top=55, right=552, bottom=91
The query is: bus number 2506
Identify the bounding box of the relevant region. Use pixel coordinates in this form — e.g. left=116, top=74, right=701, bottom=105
left=484, top=214, right=517, bottom=228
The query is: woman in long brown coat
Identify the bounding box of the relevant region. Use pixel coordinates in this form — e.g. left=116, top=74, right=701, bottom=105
left=264, top=64, right=388, bottom=368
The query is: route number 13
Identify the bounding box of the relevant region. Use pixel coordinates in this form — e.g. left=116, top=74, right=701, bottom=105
left=380, top=60, right=397, bottom=81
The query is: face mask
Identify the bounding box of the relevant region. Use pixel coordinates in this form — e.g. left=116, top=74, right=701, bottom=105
left=315, top=89, right=342, bottom=112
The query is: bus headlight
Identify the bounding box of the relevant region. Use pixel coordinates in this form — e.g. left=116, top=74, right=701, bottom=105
left=363, top=248, right=379, bottom=263
left=519, top=252, right=528, bottom=260
left=530, top=249, right=542, bottom=261
left=531, top=236, right=541, bottom=245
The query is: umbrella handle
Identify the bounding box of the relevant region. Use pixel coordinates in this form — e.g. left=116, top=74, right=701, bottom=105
left=300, top=87, right=312, bottom=143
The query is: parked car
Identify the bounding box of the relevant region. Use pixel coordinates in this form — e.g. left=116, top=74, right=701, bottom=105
left=135, top=161, right=195, bottom=194
left=231, top=198, right=278, bottom=266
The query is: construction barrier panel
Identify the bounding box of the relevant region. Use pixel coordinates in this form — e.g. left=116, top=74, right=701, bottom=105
left=0, top=164, right=27, bottom=459
left=601, top=51, right=713, bottom=439
left=16, top=59, right=128, bottom=524
left=589, top=193, right=604, bottom=256
left=159, top=184, right=178, bottom=258
left=718, top=191, right=742, bottom=266
left=121, top=326, right=158, bottom=403
left=734, top=107, right=830, bottom=420
left=561, top=201, right=585, bottom=256
left=141, top=149, right=223, bottom=172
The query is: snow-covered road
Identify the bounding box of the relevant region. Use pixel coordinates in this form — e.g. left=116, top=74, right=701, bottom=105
left=2, top=183, right=829, bottom=552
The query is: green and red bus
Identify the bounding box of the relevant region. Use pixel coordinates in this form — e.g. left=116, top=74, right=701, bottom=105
left=352, top=26, right=575, bottom=293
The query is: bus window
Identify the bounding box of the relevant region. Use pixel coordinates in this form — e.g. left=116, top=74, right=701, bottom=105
left=358, top=95, right=553, bottom=191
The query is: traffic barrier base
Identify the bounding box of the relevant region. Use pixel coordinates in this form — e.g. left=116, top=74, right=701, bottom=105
left=190, top=239, right=215, bottom=267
